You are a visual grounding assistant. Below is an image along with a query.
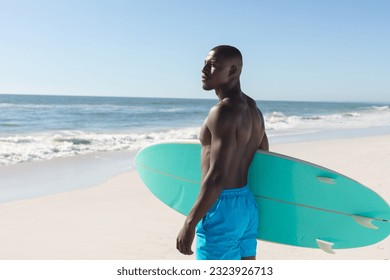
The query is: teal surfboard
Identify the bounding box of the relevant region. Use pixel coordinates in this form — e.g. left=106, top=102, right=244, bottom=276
left=134, top=141, right=390, bottom=253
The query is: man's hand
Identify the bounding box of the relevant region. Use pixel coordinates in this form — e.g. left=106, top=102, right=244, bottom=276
left=176, top=222, right=195, bottom=255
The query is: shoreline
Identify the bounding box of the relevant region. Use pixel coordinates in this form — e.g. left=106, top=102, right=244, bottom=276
left=0, top=150, right=135, bottom=203
left=0, top=134, right=389, bottom=259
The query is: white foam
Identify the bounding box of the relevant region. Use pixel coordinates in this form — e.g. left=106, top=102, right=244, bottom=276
left=365, top=105, right=390, bottom=111
left=264, top=107, right=390, bottom=135
left=0, top=127, right=201, bottom=166
left=2, top=103, right=390, bottom=166
left=265, top=112, right=303, bottom=130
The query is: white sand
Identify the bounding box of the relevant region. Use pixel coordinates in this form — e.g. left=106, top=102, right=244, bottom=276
left=0, top=135, right=389, bottom=260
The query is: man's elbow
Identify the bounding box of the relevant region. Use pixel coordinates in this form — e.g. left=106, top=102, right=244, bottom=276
left=259, top=134, right=269, bottom=151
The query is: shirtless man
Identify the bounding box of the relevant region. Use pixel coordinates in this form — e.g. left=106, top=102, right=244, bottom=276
left=176, top=45, right=269, bottom=260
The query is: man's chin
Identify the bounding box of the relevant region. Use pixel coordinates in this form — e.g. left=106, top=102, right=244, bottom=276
left=202, top=85, right=213, bottom=91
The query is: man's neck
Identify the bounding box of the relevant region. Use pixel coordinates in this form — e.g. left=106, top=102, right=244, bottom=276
left=215, top=81, right=242, bottom=101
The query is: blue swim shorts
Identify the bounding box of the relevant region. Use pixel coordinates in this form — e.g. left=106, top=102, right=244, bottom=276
left=195, top=186, right=258, bottom=260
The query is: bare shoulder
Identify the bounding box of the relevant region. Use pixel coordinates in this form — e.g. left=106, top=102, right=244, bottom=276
left=207, top=99, right=239, bottom=130
left=244, top=94, right=257, bottom=106
left=243, top=95, right=260, bottom=112
left=241, top=95, right=261, bottom=119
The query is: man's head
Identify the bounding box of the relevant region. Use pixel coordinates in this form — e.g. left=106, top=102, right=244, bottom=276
left=210, top=45, right=243, bottom=65
left=201, top=45, right=243, bottom=91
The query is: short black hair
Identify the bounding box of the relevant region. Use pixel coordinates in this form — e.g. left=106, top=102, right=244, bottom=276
left=211, top=45, right=243, bottom=63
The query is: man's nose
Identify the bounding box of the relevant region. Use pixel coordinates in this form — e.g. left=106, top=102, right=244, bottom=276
left=202, top=65, right=209, bottom=74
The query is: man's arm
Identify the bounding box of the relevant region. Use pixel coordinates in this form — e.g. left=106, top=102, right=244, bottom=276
left=176, top=104, right=237, bottom=255
left=257, top=108, right=269, bottom=151
left=259, top=132, right=269, bottom=151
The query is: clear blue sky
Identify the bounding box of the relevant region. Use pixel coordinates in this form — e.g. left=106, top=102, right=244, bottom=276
left=1, top=0, right=389, bottom=102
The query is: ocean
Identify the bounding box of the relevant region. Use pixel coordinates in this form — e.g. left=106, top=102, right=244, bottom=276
left=1, top=94, right=390, bottom=166
left=1, top=94, right=390, bottom=202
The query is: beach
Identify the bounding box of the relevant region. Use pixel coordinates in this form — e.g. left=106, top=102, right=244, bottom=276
left=0, top=134, right=389, bottom=260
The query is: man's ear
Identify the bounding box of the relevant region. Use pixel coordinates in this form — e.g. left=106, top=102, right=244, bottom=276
left=229, top=65, right=237, bottom=76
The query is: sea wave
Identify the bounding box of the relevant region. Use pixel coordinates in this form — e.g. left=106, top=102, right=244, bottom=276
left=265, top=112, right=303, bottom=130
left=367, top=105, right=390, bottom=111
left=265, top=107, right=390, bottom=132
left=0, top=127, right=200, bottom=166
left=2, top=96, right=390, bottom=166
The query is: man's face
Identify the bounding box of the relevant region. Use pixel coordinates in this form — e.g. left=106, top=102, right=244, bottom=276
left=201, top=50, right=232, bottom=91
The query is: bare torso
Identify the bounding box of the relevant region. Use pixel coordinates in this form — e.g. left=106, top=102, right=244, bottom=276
left=176, top=46, right=269, bottom=257
left=199, top=94, right=266, bottom=189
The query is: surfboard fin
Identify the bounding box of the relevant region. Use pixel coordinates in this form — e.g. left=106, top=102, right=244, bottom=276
left=316, top=176, right=336, bottom=184
left=316, top=239, right=335, bottom=254
left=352, top=215, right=378, bottom=229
